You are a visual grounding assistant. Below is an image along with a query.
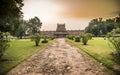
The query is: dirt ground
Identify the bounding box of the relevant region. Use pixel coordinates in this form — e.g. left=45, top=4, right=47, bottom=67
left=7, top=38, right=110, bottom=75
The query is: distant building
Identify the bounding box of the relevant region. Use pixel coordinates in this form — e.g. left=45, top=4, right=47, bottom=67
left=54, top=23, right=68, bottom=38
left=41, top=23, right=84, bottom=38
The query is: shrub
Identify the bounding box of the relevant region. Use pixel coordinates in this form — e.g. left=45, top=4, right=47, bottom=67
left=0, top=32, right=9, bottom=59
left=107, top=32, right=113, bottom=38
left=74, top=36, right=81, bottom=42
left=81, top=34, right=89, bottom=45
left=41, top=39, right=48, bottom=43
left=107, top=28, right=120, bottom=55
left=66, top=35, right=74, bottom=40
left=86, top=33, right=93, bottom=40
left=49, top=36, right=55, bottom=40
left=31, top=33, right=41, bottom=46
left=108, top=37, right=120, bottom=55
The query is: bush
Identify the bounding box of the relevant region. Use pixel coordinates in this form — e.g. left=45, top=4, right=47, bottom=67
left=86, top=33, right=93, bottom=40
left=0, top=32, right=9, bottom=59
left=108, top=37, right=120, bottom=55
left=66, top=35, right=74, bottom=40
left=31, top=33, right=41, bottom=46
left=81, top=34, right=89, bottom=45
left=41, top=39, right=48, bottom=43
left=49, top=36, right=55, bottom=40
left=41, top=36, right=49, bottom=43
left=107, top=28, right=120, bottom=55
left=74, top=36, right=81, bottom=42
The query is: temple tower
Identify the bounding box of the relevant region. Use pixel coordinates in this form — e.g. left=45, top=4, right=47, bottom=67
left=56, top=23, right=66, bottom=32
left=54, top=23, right=68, bottom=38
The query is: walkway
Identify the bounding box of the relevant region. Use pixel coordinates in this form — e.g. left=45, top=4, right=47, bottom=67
left=7, top=38, right=108, bottom=75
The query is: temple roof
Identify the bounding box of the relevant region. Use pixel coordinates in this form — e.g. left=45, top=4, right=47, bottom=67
left=56, top=23, right=67, bottom=32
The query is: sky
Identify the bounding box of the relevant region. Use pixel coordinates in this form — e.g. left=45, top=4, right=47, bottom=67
left=22, top=0, right=120, bottom=31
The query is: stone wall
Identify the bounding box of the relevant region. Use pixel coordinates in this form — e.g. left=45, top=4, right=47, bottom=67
left=67, top=30, right=84, bottom=36
left=41, top=31, right=56, bottom=37
left=41, top=30, right=84, bottom=37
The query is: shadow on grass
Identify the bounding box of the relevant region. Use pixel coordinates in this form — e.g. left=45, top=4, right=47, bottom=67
left=0, top=58, right=13, bottom=62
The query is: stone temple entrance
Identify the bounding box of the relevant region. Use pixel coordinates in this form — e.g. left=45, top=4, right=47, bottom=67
left=54, top=23, right=68, bottom=38
left=41, top=23, right=84, bottom=38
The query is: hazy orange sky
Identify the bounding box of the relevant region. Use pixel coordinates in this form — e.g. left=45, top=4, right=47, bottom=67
left=22, top=0, right=120, bottom=30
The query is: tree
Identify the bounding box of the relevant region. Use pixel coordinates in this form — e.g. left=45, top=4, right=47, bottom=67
left=85, top=18, right=100, bottom=36
left=27, top=17, right=42, bottom=46
left=31, top=33, right=41, bottom=46
left=105, top=19, right=115, bottom=33
left=0, top=0, right=24, bottom=32
left=26, top=17, right=42, bottom=35
left=85, top=18, right=115, bottom=36
left=0, top=0, right=23, bottom=59
left=115, top=15, right=120, bottom=28
left=14, top=20, right=26, bottom=38
left=81, top=33, right=89, bottom=45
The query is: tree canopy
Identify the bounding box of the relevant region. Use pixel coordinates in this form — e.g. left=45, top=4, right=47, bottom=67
left=0, top=0, right=24, bottom=58
left=0, top=0, right=24, bottom=32
left=85, top=15, right=120, bottom=36
left=26, top=17, right=42, bottom=35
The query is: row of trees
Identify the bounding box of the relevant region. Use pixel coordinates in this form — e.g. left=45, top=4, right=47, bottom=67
left=85, top=16, right=120, bottom=36
left=9, top=16, right=42, bottom=39
left=0, top=16, right=43, bottom=58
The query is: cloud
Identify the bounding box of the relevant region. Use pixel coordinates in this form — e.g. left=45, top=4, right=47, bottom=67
left=54, top=0, right=119, bottom=18
left=23, top=0, right=119, bottom=30
left=24, top=0, right=119, bottom=18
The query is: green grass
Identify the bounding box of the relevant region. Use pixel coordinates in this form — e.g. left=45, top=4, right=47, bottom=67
left=0, top=39, right=54, bottom=75
left=66, top=37, right=120, bottom=73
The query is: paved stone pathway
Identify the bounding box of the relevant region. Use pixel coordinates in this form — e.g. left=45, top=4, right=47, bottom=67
left=7, top=38, right=109, bottom=75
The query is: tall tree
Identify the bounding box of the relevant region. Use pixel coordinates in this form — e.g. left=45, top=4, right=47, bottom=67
left=14, top=20, right=26, bottom=38
left=26, top=17, right=42, bottom=35
left=85, top=18, right=116, bottom=36
left=0, top=0, right=24, bottom=32
left=0, top=0, right=24, bottom=58
left=115, top=15, right=120, bottom=28
left=27, top=17, right=42, bottom=46
left=105, top=19, right=115, bottom=33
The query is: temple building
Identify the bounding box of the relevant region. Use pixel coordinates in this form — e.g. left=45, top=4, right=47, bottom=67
left=41, top=23, right=84, bottom=38
left=54, top=24, right=68, bottom=38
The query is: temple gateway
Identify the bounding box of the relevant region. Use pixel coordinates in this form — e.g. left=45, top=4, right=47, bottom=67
left=41, top=23, right=84, bottom=38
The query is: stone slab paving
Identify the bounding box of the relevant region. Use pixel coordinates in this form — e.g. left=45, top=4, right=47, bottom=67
left=7, top=38, right=109, bottom=75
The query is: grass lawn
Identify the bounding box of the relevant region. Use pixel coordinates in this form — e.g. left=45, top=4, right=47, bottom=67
left=66, top=37, right=120, bottom=73
left=0, top=39, right=54, bottom=75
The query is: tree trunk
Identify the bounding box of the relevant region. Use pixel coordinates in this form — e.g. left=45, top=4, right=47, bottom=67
left=35, top=41, right=39, bottom=46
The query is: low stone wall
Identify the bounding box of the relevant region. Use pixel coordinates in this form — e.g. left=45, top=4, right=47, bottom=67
left=41, top=30, right=84, bottom=37
left=67, top=30, right=84, bottom=36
